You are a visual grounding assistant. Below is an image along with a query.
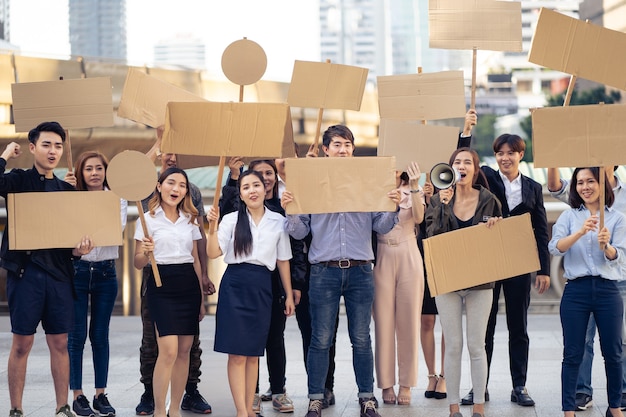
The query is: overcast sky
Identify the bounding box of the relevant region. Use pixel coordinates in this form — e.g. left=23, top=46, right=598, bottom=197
left=9, top=0, right=321, bottom=82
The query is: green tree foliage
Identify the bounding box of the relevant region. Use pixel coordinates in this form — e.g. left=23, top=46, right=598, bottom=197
left=470, top=113, right=497, bottom=160
left=520, top=87, right=622, bottom=162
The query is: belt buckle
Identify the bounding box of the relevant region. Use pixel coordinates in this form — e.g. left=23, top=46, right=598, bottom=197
left=387, top=238, right=398, bottom=246
left=338, top=259, right=351, bottom=269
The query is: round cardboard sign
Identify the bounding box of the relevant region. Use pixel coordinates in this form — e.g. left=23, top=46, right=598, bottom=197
left=107, top=150, right=156, bottom=202
left=221, top=38, right=267, bottom=86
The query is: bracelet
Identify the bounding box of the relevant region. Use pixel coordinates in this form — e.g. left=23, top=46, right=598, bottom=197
left=409, top=189, right=420, bottom=193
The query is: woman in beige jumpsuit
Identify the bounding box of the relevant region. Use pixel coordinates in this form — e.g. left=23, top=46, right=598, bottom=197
left=373, top=161, right=425, bottom=406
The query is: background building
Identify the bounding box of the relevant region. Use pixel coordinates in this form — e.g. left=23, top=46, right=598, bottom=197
left=153, top=34, right=206, bottom=70
left=69, top=0, right=127, bottom=61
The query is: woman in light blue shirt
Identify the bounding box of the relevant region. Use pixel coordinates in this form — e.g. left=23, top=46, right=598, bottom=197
left=549, top=167, right=626, bottom=417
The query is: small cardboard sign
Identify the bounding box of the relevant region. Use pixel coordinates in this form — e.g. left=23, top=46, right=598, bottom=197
left=424, top=213, right=540, bottom=296
left=287, top=60, right=368, bottom=110
left=378, top=120, right=459, bottom=172
left=117, top=68, right=207, bottom=127
left=161, top=101, right=292, bottom=158
left=528, top=7, right=626, bottom=90
left=377, top=71, right=466, bottom=120
left=8, top=191, right=122, bottom=250
left=11, top=77, right=114, bottom=132
left=429, top=0, right=522, bottom=52
left=532, top=104, right=626, bottom=168
left=284, top=157, right=396, bottom=214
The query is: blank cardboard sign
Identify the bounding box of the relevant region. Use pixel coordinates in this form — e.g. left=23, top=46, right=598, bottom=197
left=377, top=71, right=466, bottom=121
left=528, top=7, right=626, bottom=90
left=378, top=120, right=459, bottom=172
left=161, top=101, right=291, bottom=158
left=8, top=191, right=122, bottom=250
left=11, top=77, right=114, bottom=132
left=117, top=68, right=207, bottom=128
left=429, top=0, right=522, bottom=51
left=107, top=150, right=157, bottom=202
left=284, top=157, right=397, bottom=215
left=532, top=104, right=626, bottom=168
left=287, top=60, right=368, bottom=110
left=221, top=38, right=267, bottom=86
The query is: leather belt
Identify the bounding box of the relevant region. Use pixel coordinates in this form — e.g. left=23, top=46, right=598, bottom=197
left=319, top=259, right=370, bottom=269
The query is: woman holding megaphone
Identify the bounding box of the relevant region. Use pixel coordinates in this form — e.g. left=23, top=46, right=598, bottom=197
left=425, top=147, right=502, bottom=417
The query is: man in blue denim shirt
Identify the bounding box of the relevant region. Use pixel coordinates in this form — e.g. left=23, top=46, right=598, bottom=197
left=282, top=125, right=400, bottom=417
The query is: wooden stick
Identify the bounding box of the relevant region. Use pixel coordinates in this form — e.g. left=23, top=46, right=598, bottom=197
left=599, top=166, right=606, bottom=233
left=65, top=129, right=73, bottom=172
left=564, top=74, right=577, bottom=106
left=418, top=67, right=427, bottom=125
left=136, top=203, right=162, bottom=287
left=209, top=156, right=226, bottom=234
left=470, top=48, right=477, bottom=110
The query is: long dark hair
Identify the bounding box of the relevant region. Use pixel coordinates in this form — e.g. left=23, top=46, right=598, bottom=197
left=448, top=147, right=489, bottom=190
left=74, top=150, right=109, bottom=191
left=249, top=159, right=278, bottom=199
left=233, top=170, right=265, bottom=257
left=568, top=167, right=614, bottom=209
left=148, top=167, right=198, bottom=223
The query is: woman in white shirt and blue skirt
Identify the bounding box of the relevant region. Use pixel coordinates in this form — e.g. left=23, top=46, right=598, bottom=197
left=133, top=167, right=204, bottom=417
left=206, top=169, right=295, bottom=417
left=549, top=167, right=626, bottom=417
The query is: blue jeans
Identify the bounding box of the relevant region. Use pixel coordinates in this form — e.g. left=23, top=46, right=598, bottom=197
left=68, top=259, right=118, bottom=390
left=576, top=280, right=626, bottom=396
left=307, top=263, right=375, bottom=399
left=560, top=276, right=623, bottom=411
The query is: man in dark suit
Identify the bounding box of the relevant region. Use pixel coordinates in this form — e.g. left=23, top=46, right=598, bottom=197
left=458, top=132, right=551, bottom=407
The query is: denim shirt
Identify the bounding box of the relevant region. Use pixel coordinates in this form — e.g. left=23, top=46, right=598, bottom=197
left=549, top=205, right=626, bottom=281
left=286, top=211, right=398, bottom=265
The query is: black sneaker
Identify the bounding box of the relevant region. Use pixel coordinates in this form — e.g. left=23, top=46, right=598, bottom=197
left=322, top=389, right=335, bottom=409
left=135, top=391, right=154, bottom=416
left=359, top=397, right=381, bottom=417
left=93, top=394, right=115, bottom=417
left=575, top=393, right=593, bottom=411
left=181, top=389, right=212, bottom=414
left=305, top=399, right=323, bottom=417
left=73, top=395, right=95, bottom=417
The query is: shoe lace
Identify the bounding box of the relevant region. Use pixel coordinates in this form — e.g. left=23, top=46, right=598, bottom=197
left=76, top=396, right=90, bottom=408
left=308, top=400, right=322, bottom=412
left=96, top=394, right=112, bottom=407
left=56, top=405, right=74, bottom=417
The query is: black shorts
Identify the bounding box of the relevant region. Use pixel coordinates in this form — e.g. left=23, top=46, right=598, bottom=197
left=7, top=262, right=73, bottom=335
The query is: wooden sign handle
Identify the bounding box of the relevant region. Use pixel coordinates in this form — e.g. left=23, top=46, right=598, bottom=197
left=418, top=67, right=427, bottom=125
left=470, top=48, right=477, bottom=110
left=65, top=129, right=73, bottom=172
left=599, top=166, right=605, bottom=234
left=564, top=75, right=577, bottom=106
left=209, top=156, right=226, bottom=234
left=137, top=203, right=162, bottom=287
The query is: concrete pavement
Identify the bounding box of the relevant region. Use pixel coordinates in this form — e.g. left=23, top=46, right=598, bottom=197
left=0, top=313, right=615, bottom=417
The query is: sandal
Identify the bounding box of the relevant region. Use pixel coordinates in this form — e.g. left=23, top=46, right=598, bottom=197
left=425, top=374, right=439, bottom=398
left=398, top=386, right=411, bottom=405
left=434, top=374, right=447, bottom=399
left=382, top=387, right=396, bottom=404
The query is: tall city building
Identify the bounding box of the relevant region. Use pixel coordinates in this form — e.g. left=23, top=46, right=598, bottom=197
left=0, top=0, right=8, bottom=41
left=69, top=0, right=127, bottom=61
left=153, top=34, right=206, bottom=70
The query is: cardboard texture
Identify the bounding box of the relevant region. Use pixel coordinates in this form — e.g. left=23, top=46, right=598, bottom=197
left=377, top=71, right=466, bottom=121
left=378, top=120, right=459, bottom=172
left=284, top=157, right=397, bottom=214
left=221, top=38, right=267, bottom=86
left=11, top=77, right=114, bottom=132
left=287, top=60, right=368, bottom=110
left=531, top=104, right=626, bottom=168
left=161, top=101, right=292, bottom=158
left=429, top=0, right=522, bottom=52
left=423, top=213, right=540, bottom=296
left=8, top=191, right=122, bottom=250
left=107, top=150, right=158, bottom=202
left=528, top=8, right=626, bottom=90
left=117, top=68, right=207, bottom=127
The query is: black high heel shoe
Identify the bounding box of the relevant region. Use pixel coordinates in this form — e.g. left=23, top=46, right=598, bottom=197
left=425, top=374, right=438, bottom=398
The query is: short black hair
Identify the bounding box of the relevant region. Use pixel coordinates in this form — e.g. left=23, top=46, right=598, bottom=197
left=322, top=125, right=355, bottom=148
left=28, top=121, right=66, bottom=144
left=492, top=133, right=525, bottom=154
left=568, top=167, right=614, bottom=208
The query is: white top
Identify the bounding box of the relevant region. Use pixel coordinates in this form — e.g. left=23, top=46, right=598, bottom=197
left=499, top=171, right=522, bottom=211
left=82, top=196, right=128, bottom=262
left=218, top=208, right=292, bottom=271
left=134, top=206, right=201, bottom=264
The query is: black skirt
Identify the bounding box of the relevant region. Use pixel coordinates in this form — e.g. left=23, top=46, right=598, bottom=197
left=147, top=263, right=201, bottom=336
left=214, top=263, right=272, bottom=356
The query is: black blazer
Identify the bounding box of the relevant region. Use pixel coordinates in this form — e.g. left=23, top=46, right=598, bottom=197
left=457, top=134, right=550, bottom=276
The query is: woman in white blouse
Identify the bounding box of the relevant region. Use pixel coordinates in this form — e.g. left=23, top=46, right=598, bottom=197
left=206, top=170, right=294, bottom=417
left=133, top=167, right=204, bottom=417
